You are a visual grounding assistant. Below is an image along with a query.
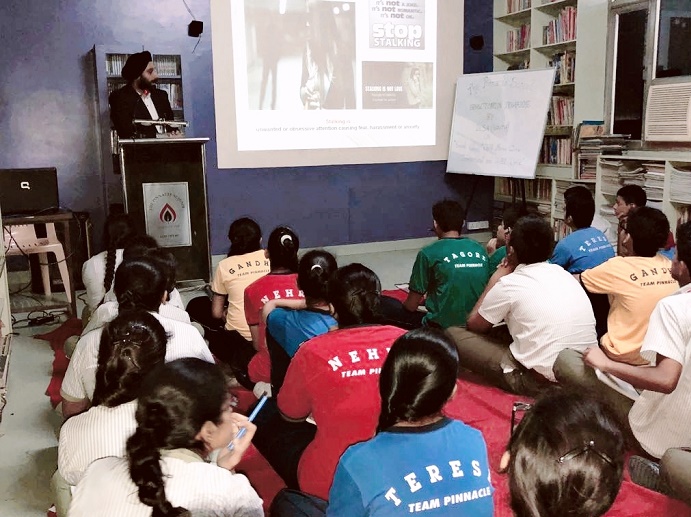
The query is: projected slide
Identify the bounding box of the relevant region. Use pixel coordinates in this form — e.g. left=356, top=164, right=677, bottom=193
left=211, top=0, right=463, bottom=169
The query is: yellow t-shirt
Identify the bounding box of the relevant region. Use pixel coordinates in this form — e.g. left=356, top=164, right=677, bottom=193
left=210, top=249, right=270, bottom=339
left=581, top=254, right=678, bottom=365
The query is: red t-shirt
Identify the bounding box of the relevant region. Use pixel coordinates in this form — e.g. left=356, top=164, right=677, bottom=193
left=244, top=273, right=302, bottom=382
left=277, top=325, right=407, bottom=500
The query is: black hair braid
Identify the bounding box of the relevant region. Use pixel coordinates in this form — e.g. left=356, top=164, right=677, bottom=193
left=101, top=247, right=118, bottom=303
left=127, top=407, right=189, bottom=517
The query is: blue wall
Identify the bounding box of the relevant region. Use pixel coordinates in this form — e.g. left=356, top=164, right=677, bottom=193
left=0, top=0, right=493, bottom=254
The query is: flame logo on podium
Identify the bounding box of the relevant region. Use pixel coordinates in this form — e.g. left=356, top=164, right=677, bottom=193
left=159, top=203, right=177, bottom=223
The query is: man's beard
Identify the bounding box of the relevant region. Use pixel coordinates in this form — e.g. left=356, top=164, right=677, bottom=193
left=139, top=76, right=155, bottom=91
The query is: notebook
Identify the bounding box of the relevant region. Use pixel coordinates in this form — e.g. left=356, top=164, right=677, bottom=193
left=0, top=168, right=60, bottom=215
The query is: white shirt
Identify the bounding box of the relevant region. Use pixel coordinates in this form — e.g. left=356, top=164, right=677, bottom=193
left=61, top=313, right=214, bottom=403
left=141, top=91, right=163, bottom=133
left=81, top=250, right=124, bottom=311
left=58, top=401, right=137, bottom=485
left=629, top=284, right=691, bottom=458
left=104, top=287, right=185, bottom=311
left=479, top=262, right=597, bottom=381
left=592, top=213, right=615, bottom=243
left=81, top=301, right=190, bottom=336
left=69, top=450, right=264, bottom=517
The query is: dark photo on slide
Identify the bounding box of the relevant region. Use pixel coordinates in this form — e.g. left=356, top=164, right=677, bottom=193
left=243, top=0, right=355, bottom=111
left=362, top=62, right=433, bottom=109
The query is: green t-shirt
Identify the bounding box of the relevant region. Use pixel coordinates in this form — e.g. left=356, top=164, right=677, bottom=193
left=488, top=246, right=507, bottom=275
left=409, top=238, right=490, bottom=328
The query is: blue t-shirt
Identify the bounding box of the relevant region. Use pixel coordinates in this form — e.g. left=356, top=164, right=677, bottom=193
left=266, top=308, right=337, bottom=357
left=327, top=418, right=493, bottom=516
left=550, top=226, right=615, bottom=274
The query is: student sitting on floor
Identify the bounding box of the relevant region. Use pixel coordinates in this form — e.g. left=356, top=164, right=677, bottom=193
left=380, top=199, right=489, bottom=330
left=186, top=217, right=270, bottom=373
left=555, top=206, right=677, bottom=379
left=447, top=214, right=597, bottom=396
left=550, top=186, right=614, bottom=273
left=81, top=213, right=137, bottom=317
left=503, top=390, right=624, bottom=517
left=260, top=250, right=338, bottom=392
left=61, top=258, right=213, bottom=418
left=324, top=328, right=493, bottom=516
left=560, top=222, right=691, bottom=499
left=244, top=226, right=303, bottom=387
left=52, top=311, right=167, bottom=517
left=486, top=205, right=525, bottom=275
left=69, top=358, right=264, bottom=517
left=251, top=264, right=406, bottom=501
left=550, top=185, right=615, bottom=339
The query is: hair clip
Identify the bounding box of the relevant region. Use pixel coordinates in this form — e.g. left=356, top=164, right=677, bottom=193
left=280, top=234, right=292, bottom=245
left=557, top=440, right=615, bottom=467
left=310, top=264, right=323, bottom=272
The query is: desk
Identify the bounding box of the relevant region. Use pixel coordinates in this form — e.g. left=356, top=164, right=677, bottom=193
left=2, top=211, right=77, bottom=316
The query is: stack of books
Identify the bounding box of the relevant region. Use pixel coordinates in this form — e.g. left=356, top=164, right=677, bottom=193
left=548, top=96, right=574, bottom=126
left=642, top=162, right=665, bottom=202
left=541, top=137, right=572, bottom=165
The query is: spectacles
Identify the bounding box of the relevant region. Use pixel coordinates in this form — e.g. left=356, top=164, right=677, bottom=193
left=510, top=402, right=532, bottom=437
left=557, top=440, right=615, bottom=468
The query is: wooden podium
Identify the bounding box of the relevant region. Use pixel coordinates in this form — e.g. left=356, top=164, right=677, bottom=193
left=118, top=137, right=210, bottom=285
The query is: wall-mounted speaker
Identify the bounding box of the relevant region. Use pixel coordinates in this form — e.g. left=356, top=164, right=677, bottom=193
left=188, top=21, right=203, bottom=38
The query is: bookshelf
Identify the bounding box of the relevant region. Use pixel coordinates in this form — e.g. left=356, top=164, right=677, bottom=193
left=595, top=152, right=691, bottom=248
left=492, top=0, right=608, bottom=239
left=92, top=45, right=191, bottom=210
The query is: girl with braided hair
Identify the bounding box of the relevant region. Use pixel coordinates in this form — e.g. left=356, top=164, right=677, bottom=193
left=251, top=264, right=406, bottom=501
left=53, top=310, right=167, bottom=516
left=69, top=358, right=263, bottom=517
left=61, top=258, right=214, bottom=419
left=81, top=213, right=137, bottom=314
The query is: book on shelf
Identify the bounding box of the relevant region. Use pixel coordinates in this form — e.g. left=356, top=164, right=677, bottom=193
left=507, top=0, right=531, bottom=14
left=547, top=96, right=574, bottom=126
left=541, top=137, right=572, bottom=165
left=670, top=164, right=691, bottom=204
left=542, top=6, right=577, bottom=45
left=506, top=24, right=531, bottom=52
left=550, top=51, right=575, bottom=84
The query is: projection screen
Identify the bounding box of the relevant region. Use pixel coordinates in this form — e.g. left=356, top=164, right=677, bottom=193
left=210, top=0, right=464, bottom=169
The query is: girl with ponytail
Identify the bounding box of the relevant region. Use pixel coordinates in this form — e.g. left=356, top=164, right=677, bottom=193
left=53, top=311, right=167, bottom=516
left=81, top=213, right=137, bottom=314
left=61, top=259, right=214, bottom=419
left=252, top=264, right=406, bottom=502
left=260, top=250, right=338, bottom=391
left=69, top=358, right=263, bottom=517
left=243, top=226, right=304, bottom=386
left=326, top=328, right=493, bottom=516
left=186, top=217, right=270, bottom=378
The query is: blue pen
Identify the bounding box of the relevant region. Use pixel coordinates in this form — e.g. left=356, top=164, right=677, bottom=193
left=227, top=394, right=269, bottom=451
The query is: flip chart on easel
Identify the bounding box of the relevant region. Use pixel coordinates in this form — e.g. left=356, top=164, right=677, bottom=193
left=446, top=68, right=556, bottom=179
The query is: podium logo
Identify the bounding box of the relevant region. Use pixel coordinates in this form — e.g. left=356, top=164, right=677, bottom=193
left=20, top=181, right=30, bottom=190
left=159, top=203, right=177, bottom=223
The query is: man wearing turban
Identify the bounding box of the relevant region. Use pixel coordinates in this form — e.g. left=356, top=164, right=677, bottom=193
left=108, top=51, right=176, bottom=139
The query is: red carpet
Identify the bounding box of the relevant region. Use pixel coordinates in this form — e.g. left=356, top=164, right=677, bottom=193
left=39, top=316, right=690, bottom=515
left=35, top=317, right=82, bottom=409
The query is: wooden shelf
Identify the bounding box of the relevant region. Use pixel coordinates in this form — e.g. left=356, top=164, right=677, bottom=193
left=553, top=82, right=575, bottom=94
left=534, top=0, right=578, bottom=14
left=495, top=194, right=551, bottom=205
left=495, top=8, right=532, bottom=25
left=494, top=48, right=531, bottom=63
left=534, top=39, right=577, bottom=54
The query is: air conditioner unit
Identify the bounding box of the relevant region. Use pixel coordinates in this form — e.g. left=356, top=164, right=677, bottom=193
left=644, top=82, right=691, bottom=142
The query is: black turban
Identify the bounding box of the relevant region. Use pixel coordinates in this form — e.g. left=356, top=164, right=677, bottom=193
left=121, top=51, right=152, bottom=82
